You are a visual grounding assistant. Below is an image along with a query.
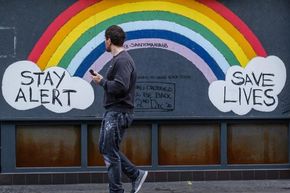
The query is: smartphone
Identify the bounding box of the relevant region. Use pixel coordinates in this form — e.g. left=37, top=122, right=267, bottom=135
left=89, top=69, right=97, bottom=76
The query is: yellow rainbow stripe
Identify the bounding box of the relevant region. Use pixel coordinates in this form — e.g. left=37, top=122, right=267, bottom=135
left=36, top=0, right=256, bottom=70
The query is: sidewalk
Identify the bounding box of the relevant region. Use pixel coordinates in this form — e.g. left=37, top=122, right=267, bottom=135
left=0, top=180, right=290, bottom=193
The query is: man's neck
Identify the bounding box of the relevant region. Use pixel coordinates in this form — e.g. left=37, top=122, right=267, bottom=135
left=111, top=46, right=124, bottom=56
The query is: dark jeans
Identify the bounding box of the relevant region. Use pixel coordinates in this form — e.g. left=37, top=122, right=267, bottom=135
left=99, top=111, right=139, bottom=193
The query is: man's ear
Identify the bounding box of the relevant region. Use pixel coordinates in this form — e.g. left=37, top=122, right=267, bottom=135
left=107, top=38, right=112, bottom=45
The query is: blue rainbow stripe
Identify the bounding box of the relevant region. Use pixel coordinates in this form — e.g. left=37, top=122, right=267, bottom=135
left=74, top=29, right=225, bottom=80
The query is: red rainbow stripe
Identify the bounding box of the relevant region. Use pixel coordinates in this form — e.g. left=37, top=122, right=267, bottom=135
left=28, top=0, right=267, bottom=63
left=28, top=0, right=97, bottom=62
left=199, top=0, right=267, bottom=56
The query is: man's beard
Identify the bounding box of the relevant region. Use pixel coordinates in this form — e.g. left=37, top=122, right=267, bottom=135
left=106, top=46, right=111, bottom=52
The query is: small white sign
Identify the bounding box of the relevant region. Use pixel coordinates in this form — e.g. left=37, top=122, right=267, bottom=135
left=208, top=56, right=286, bottom=115
left=2, top=60, right=95, bottom=113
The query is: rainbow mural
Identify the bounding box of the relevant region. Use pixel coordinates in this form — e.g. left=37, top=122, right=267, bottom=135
left=28, top=0, right=267, bottom=83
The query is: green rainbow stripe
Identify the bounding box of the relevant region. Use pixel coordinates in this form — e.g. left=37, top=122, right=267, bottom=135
left=58, top=11, right=239, bottom=69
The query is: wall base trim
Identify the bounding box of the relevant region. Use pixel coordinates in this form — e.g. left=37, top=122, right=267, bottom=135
left=0, top=169, right=290, bottom=185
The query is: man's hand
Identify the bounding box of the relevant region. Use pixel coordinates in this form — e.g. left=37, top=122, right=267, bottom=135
left=91, top=71, right=103, bottom=84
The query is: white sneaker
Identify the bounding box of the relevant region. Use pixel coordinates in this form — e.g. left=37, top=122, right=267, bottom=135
left=131, top=170, right=148, bottom=193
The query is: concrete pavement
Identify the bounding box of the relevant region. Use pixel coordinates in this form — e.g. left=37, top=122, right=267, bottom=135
left=0, top=180, right=290, bottom=193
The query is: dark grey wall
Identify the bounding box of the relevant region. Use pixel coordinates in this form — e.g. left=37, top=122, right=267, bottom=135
left=0, top=0, right=289, bottom=120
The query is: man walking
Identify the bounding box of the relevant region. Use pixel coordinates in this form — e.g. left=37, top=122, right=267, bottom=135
left=91, top=25, right=148, bottom=193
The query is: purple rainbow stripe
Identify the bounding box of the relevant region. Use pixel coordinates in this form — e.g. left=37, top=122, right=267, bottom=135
left=83, top=38, right=217, bottom=83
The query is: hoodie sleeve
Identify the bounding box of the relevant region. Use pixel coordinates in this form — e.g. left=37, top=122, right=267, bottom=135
left=99, top=57, right=132, bottom=96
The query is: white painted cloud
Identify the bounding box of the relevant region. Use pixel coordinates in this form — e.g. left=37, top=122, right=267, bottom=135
left=2, top=60, right=95, bottom=113
left=208, top=56, right=286, bottom=115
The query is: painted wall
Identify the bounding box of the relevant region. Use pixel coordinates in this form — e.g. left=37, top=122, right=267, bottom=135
left=0, top=0, right=289, bottom=120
